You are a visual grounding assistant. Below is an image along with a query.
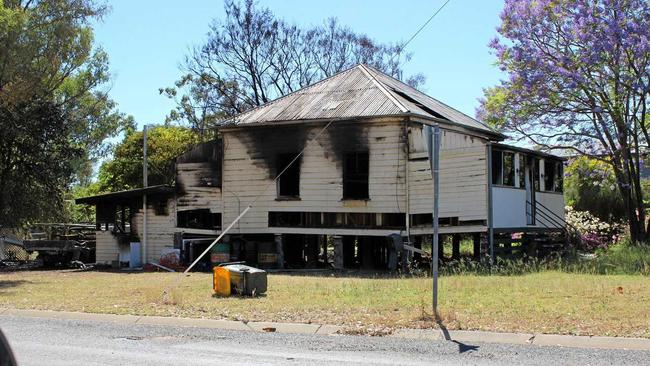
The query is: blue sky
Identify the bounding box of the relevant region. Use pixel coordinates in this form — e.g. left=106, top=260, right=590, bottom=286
left=93, top=0, right=505, bottom=129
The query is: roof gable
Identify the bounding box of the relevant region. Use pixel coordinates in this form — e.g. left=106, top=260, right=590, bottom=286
left=227, top=64, right=501, bottom=138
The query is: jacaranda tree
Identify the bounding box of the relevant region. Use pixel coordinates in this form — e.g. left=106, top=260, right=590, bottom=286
left=479, top=0, right=650, bottom=242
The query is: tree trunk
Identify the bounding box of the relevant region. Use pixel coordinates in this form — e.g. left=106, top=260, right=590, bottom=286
left=612, top=162, right=645, bottom=243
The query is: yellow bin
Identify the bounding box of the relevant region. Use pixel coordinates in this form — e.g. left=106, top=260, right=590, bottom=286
left=213, top=266, right=231, bottom=296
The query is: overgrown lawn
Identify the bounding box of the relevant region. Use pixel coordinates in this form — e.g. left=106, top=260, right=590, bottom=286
left=1, top=270, right=648, bottom=337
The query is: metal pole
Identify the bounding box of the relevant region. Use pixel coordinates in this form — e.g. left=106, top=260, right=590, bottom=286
left=184, top=205, right=252, bottom=274
left=487, top=143, right=494, bottom=265
left=428, top=125, right=441, bottom=314
left=142, top=125, right=148, bottom=266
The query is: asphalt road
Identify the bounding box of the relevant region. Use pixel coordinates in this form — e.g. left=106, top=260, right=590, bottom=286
left=1, top=314, right=649, bottom=366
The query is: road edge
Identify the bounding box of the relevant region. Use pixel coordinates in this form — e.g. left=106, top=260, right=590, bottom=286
left=1, top=308, right=649, bottom=351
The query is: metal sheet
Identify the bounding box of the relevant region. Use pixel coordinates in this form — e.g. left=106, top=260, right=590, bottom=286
left=228, top=64, right=498, bottom=137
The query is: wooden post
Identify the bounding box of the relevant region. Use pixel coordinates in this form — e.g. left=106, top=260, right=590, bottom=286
left=473, top=233, right=481, bottom=261
left=305, top=235, right=319, bottom=268
left=332, top=235, right=344, bottom=269
left=413, top=235, right=422, bottom=261
left=320, top=235, right=328, bottom=266
left=438, top=234, right=445, bottom=261
left=360, top=237, right=373, bottom=269
left=274, top=234, right=284, bottom=269
left=343, top=236, right=356, bottom=268
left=452, top=234, right=461, bottom=261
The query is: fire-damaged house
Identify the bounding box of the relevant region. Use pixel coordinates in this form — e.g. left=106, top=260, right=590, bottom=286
left=77, top=64, right=567, bottom=271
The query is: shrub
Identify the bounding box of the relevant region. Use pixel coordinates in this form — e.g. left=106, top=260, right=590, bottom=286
left=565, top=206, right=623, bottom=252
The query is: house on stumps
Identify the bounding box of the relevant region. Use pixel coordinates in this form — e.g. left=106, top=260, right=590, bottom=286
left=77, top=64, right=567, bottom=271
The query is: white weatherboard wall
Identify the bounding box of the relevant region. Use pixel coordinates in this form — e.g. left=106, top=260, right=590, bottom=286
left=492, top=187, right=527, bottom=228
left=408, top=127, right=489, bottom=228
left=491, top=187, right=565, bottom=229
left=221, top=119, right=406, bottom=235
left=95, top=230, right=119, bottom=264
left=535, top=192, right=565, bottom=227
left=131, top=198, right=177, bottom=263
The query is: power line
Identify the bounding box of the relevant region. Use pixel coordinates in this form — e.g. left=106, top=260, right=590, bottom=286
left=400, top=0, right=452, bottom=54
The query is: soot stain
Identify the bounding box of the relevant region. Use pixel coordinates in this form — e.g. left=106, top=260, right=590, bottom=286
left=326, top=122, right=369, bottom=167
left=238, top=125, right=309, bottom=177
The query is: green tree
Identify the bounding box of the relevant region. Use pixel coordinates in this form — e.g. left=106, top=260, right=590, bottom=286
left=98, top=126, right=199, bottom=192
left=162, top=0, right=423, bottom=135
left=564, top=157, right=626, bottom=222
left=478, top=0, right=650, bottom=241
left=63, top=182, right=101, bottom=223
left=0, top=0, right=132, bottom=226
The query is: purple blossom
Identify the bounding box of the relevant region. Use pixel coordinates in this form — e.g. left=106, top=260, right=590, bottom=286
left=479, top=0, right=650, bottom=157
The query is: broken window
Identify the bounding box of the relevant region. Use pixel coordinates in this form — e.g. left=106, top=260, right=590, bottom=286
left=544, top=159, right=555, bottom=192
left=276, top=153, right=300, bottom=198
left=492, top=149, right=515, bottom=187
left=502, top=152, right=515, bottom=186
left=555, top=161, right=564, bottom=192
left=410, top=214, right=460, bottom=227
left=492, top=150, right=503, bottom=185
left=533, top=158, right=541, bottom=191
left=268, top=212, right=406, bottom=229
left=343, top=152, right=369, bottom=199
left=154, top=200, right=168, bottom=216
left=177, top=209, right=221, bottom=230
left=518, top=154, right=526, bottom=188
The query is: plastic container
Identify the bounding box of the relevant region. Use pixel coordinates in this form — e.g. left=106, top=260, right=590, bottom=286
left=213, top=266, right=231, bottom=296
left=224, top=264, right=267, bottom=296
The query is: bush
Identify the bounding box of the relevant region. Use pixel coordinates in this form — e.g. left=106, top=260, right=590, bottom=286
left=565, top=206, right=623, bottom=252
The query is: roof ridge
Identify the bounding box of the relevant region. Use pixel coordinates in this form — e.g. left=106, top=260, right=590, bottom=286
left=357, top=64, right=409, bottom=113
left=228, top=65, right=368, bottom=124
left=362, top=64, right=493, bottom=130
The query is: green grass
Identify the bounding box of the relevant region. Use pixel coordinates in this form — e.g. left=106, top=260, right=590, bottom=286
left=1, top=270, right=649, bottom=337
left=580, top=244, right=650, bottom=275
left=437, top=244, right=650, bottom=276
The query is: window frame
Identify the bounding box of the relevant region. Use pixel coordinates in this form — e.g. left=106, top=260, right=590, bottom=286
left=276, top=153, right=301, bottom=199
left=342, top=151, right=370, bottom=200
left=491, top=149, right=519, bottom=188
left=553, top=160, right=564, bottom=193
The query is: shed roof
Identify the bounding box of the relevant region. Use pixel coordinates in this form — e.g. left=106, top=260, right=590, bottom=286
left=75, top=185, right=174, bottom=205
left=225, top=64, right=503, bottom=139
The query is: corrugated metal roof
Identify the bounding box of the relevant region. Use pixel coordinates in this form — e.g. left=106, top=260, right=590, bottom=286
left=75, top=185, right=174, bottom=205
left=227, top=64, right=501, bottom=137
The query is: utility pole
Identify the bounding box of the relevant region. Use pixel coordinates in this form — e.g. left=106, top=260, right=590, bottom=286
left=428, top=124, right=441, bottom=315
left=142, top=125, right=149, bottom=266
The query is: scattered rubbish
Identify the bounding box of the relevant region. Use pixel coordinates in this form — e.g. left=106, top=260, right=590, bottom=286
left=21, top=223, right=96, bottom=268
left=0, top=235, right=40, bottom=271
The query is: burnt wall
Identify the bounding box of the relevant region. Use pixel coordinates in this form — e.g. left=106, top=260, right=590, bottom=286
left=325, top=122, right=369, bottom=168
left=176, top=139, right=223, bottom=193
left=236, top=125, right=309, bottom=178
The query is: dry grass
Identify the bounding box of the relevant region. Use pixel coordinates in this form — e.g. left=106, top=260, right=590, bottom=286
left=0, top=270, right=648, bottom=337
